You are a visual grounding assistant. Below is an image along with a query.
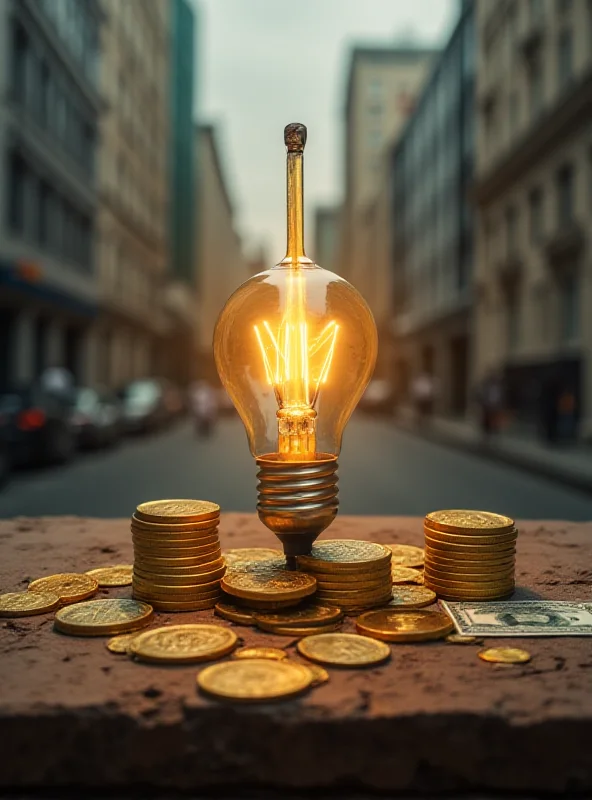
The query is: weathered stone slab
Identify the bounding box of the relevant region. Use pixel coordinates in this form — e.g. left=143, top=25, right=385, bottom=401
left=0, top=514, right=591, bottom=795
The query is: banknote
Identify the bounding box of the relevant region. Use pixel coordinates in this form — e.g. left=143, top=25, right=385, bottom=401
left=441, top=600, right=592, bottom=637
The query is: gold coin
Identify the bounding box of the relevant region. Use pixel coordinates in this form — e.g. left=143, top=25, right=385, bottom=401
left=133, top=561, right=225, bottom=581
left=424, top=526, right=517, bottom=546
left=424, top=567, right=514, bottom=585
left=309, top=567, right=392, bottom=584
left=254, top=605, right=343, bottom=628
left=425, top=549, right=516, bottom=565
left=131, top=515, right=219, bottom=533
left=387, top=585, right=437, bottom=609
left=230, top=595, right=305, bottom=610
left=303, top=663, right=329, bottom=686
left=446, top=634, right=479, bottom=644
left=478, top=647, right=531, bottom=664
left=134, top=552, right=223, bottom=570
left=424, top=535, right=516, bottom=555
left=298, top=540, right=391, bottom=573
left=355, top=609, right=454, bottom=642
left=391, top=566, right=424, bottom=584
left=135, top=499, right=220, bottom=524
left=139, top=597, right=219, bottom=612
left=28, top=573, right=99, bottom=604
left=223, top=548, right=283, bottom=568
left=315, top=576, right=391, bottom=591
left=425, top=553, right=515, bottom=572
left=221, top=563, right=317, bottom=602
left=233, top=646, right=287, bottom=661
left=316, top=588, right=392, bottom=606
left=425, top=585, right=515, bottom=601
left=106, top=632, right=142, bottom=654
left=257, top=621, right=343, bottom=636
left=214, top=601, right=255, bottom=625
left=131, top=529, right=219, bottom=545
left=197, top=658, right=312, bottom=701
left=387, top=544, right=425, bottom=568
left=85, top=565, right=133, bottom=587
left=425, top=510, right=515, bottom=534
left=297, top=632, right=391, bottom=667
left=132, top=584, right=222, bottom=601
left=131, top=623, right=236, bottom=663
left=134, top=545, right=221, bottom=562
left=54, top=598, right=153, bottom=636
left=424, top=575, right=514, bottom=592
left=0, top=590, right=61, bottom=617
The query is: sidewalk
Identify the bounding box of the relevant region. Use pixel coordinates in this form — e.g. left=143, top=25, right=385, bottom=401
left=395, top=407, right=592, bottom=495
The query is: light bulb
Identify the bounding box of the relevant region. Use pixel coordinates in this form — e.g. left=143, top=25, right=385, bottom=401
left=214, top=123, right=377, bottom=559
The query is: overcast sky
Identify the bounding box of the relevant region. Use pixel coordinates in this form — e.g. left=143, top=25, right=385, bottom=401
left=194, top=0, right=458, bottom=265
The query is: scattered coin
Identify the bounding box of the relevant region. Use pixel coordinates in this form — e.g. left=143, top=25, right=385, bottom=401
left=135, top=499, right=220, bottom=524
left=387, top=544, right=425, bottom=568
left=106, top=632, right=142, bottom=654
left=391, top=566, right=424, bottom=585
left=28, top=573, right=99, bottom=604
left=85, top=565, right=133, bottom=587
left=233, top=647, right=287, bottom=661
left=214, top=601, right=255, bottom=625
left=254, top=604, right=343, bottom=628
left=54, top=598, right=154, bottom=636
left=478, top=647, right=532, bottom=664
left=221, top=563, right=317, bottom=603
left=446, top=634, right=480, bottom=644
left=297, top=632, right=391, bottom=667
left=302, top=663, right=330, bottom=686
left=355, top=609, right=454, bottom=642
left=387, top=585, right=437, bottom=609
left=197, top=658, right=312, bottom=702
left=298, top=540, right=391, bottom=573
left=223, top=548, right=283, bottom=568
left=130, top=624, right=237, bottom=663
left=425, top=510, right=515, bottom=534
left=139, top=597, right=220, bottom=612
left=0, top=590, right=61, bottom=617
left=258, top=622, right=343, bottom=637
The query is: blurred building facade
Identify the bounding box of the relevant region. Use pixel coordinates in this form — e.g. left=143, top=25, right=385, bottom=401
left=336, top=46, right=436, bottom=378
left=196, top=124, right=247, bottom=379
left=96, top=0, right=171, bottom=389
left=313, top=206, right=339, bottom=272
left=391, top=0, right=476, bottom=416
left=0, top=0, right=102, bottom=390
left=473, top=0, right=592, bottom=439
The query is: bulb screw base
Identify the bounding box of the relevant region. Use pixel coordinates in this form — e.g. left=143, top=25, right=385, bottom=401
left=256, top=453, right=339, bottom=558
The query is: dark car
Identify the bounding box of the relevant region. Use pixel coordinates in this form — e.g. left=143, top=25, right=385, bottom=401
left=0, top=385, right=76, bottom=466
left=71, top=387, right=122, bottom=449
left=120, top=379, right=168, bottom=434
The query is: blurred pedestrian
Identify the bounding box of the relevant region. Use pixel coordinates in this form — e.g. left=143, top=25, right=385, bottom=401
left=412, top=371, right=435, bottom=426
left=477, top=371, right=504, bottom=439
left=189, top=380, right=218, bottom=437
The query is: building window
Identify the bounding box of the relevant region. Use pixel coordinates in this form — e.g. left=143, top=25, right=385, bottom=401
left=561, top=273, right=580, bottom=343
left=529, top=0, right=544, bottom=21
left=509, top=91, right=519, bottom=135
left=556, top=164, right=574, bottom=226
left=10, top=22, right=29, bottom=102
left=529, top=57, right=544, bottom=119
left=37, top=181, right=51, bottom=245
left=558, top=29, right=573, bottom=87
left=7, top=152, right=26, bottom=234
left=505, top=206, right=518, bottom=255
left=529, top=187, right=544, bottom=244
left=507, top=294, right=520, bottom=352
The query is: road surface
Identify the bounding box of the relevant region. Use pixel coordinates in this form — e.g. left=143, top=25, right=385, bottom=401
left=1, top=416, right=592, bottom=520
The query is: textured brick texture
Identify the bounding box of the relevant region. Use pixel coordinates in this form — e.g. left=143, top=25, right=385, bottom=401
left=0, top=514, right=591, bottom=795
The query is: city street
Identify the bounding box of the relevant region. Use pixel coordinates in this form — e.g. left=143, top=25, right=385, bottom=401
left=1, top=415, right=592, bottom=521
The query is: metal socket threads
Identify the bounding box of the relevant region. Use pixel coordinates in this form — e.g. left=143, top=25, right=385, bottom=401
left=256, top=453, right=339, bottom=557
left=284, top=122, right=307, bottom=153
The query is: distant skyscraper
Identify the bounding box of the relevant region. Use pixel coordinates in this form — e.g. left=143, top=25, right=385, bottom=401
left=313, top=207, right=340, bottom=273
left=0, top=0, right=102, bottom=389
left=170, top=0, right=196, bottom=286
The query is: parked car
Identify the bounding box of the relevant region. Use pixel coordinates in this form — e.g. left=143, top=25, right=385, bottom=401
left=0, top=384, right=76, bottom=466
left=359, top=379, right=396, bottom=415
left=119, top=379, right=169, bottom=434
left=71, top=387, right=122, bottom=449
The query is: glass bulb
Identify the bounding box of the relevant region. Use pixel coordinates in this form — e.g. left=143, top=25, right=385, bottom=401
left=213, top=123, right=377, bottom=557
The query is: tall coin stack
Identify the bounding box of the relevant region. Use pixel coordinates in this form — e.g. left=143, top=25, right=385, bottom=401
left=297, top=540, right=392, bottom=614
left=423, top=510, right=517, bottom=601
left=131, top=500, right=225, bottom=612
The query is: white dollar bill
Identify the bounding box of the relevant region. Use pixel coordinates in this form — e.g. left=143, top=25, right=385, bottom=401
left=441, top=601, right=592, bottom=636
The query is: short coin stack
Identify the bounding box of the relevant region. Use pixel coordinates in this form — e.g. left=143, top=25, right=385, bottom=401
left=221, top=556, right=317, bottom=611
left=131, top=499, right=225, bottom=611
left=297, top=540, right=392, bottom=614
left=423, top=510, right=517, bottom=601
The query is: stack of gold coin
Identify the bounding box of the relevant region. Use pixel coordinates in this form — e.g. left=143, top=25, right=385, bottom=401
left=131, top=499, right=224, bottom=611
left=221, top=557, right=317, bottom=611
left=423, top=510, right=517, bottom=601
left=297, top=540, right=392, bottom=613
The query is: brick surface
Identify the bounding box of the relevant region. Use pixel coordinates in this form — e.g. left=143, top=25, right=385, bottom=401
left=0, top=514, right=591, bottom=795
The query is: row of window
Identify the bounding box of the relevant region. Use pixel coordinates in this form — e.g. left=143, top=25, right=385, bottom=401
left=7, top=151, right=93, bottom=272
left=11, top=21, right=96, bottom=177
left=37, top=0, right=99, bottom=85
